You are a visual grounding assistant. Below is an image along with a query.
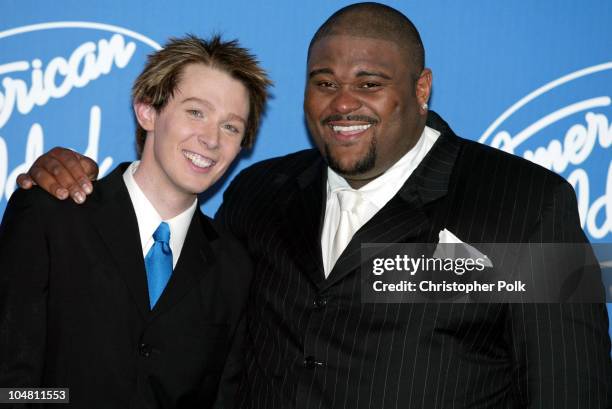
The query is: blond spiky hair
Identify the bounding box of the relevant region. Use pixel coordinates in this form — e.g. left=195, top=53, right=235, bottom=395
left=132, top=34, right=272, bottom=154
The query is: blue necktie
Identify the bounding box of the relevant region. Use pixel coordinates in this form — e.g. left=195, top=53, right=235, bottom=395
left=145, top=222, right=173, bottom=309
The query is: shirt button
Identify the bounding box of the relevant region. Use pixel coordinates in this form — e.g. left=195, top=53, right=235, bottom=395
left=303, top=356, right=326, bottom=368
left=313, top=296, right=328, bottom=308
left=138, top=343, right=152, bottom=358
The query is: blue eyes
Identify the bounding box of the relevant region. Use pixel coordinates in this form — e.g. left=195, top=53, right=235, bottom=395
left=187, top=109, right=203, bottom=118
left=186, top=109, right=241, bottom=134
left=223, top=124, right=240, bottom=134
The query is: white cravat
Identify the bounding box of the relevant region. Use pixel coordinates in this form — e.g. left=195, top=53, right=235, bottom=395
left=328, top=189, right=374, bottom=274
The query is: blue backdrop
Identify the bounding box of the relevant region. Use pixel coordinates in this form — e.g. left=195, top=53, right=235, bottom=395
left=1, top=0, right=611, bottom=340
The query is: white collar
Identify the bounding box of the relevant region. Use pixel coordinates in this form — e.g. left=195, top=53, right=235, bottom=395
left=327, top=125, right=441, bottom=209
left=122, top=161, right=197, bottom=262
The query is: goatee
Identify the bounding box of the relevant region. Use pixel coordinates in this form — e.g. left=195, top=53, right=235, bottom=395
left=325, top=137, right=377, bottom=176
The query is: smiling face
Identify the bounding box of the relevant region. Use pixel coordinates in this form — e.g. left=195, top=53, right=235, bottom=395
left=305, top=34, right=431, bottom=188
left=135, top=63, right=249, bottom=201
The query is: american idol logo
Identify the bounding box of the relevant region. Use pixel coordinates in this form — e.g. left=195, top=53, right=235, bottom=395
left=0, top=22, right=161, bottom=213
left=480, top=62, right=612, bottom=241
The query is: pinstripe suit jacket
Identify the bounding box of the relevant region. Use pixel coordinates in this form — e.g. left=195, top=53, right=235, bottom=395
left=216, top=111, right=612, bottom=408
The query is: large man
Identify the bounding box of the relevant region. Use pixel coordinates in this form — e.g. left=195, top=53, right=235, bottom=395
left=1, top=35, right=271, bottom=408
left=14, top=3, right=612, bottom=408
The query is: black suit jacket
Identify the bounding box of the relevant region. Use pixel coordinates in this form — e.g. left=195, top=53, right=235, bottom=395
left=216, top=112, right=612, bottom=408
left=0, top=164, right=252, bottom=409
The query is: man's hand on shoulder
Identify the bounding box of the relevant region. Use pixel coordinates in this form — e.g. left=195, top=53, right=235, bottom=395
left=16, top=147, right=99, bottom=204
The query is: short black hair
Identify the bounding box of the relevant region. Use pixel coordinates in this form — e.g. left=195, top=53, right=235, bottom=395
left=308, top=2, right=425, bottom=75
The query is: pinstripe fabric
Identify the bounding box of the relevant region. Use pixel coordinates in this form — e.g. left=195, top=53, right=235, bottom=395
left=216, top=112, right=612, bottom=409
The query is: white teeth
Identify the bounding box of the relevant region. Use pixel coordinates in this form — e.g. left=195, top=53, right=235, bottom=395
left=332, top=124, right=372, bottom=132
left=183, top=151, right=214, bottom=168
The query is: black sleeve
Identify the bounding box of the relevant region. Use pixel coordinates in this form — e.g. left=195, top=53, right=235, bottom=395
left=507, top=181, right=612, bottom=407
left=0, top=189, right=49, bottom=388
left=212, top=314, right=248, bottom=409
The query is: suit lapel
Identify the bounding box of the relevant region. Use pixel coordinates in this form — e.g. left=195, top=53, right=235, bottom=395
left=280, top=155, right=327, bottom=288
left=150, top=210, right=215, bottom=319
left=92, top=166, right=218, bottom=321
left=323, top=124, right=462, bottom=290
left=91, top=165, right=151, bottom=320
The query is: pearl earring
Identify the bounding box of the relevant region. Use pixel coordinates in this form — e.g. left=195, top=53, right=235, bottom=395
left=421, top=103, right=428, bottom=110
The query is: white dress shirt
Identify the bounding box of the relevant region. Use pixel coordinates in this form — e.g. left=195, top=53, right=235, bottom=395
left=123, top=161, right=197, bottom=269
left=321, top=126, right=441, bottom=276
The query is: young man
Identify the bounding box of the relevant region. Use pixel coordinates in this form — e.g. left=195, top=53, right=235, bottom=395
left=0, top=35, right=271, bottom=408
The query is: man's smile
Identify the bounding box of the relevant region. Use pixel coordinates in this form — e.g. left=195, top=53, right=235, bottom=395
left=331, top=123, right=372, bottom=134
left=182, top=149, right=216, bottom=169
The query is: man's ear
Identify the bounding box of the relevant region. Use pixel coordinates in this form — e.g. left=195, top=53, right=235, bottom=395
left=134, top=101, right=156, bottom=131
left=416, top=68, right=432, bottom=114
